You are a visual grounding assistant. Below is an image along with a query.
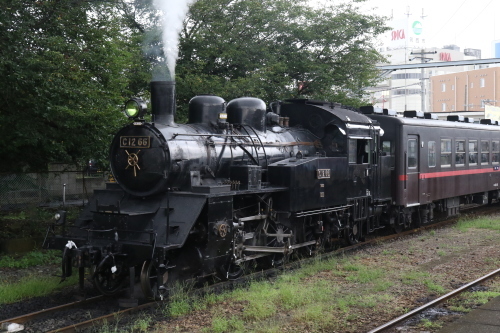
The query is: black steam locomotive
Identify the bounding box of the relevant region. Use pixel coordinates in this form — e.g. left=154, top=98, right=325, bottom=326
left=44, top=81, right=500, bottom=300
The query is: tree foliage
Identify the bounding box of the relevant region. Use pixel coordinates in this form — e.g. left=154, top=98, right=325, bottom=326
left=0, top=0, right=388, bottom=172
left=175, top=0, right=389, bottom=118
left=0, top=0, right=148, bottom=172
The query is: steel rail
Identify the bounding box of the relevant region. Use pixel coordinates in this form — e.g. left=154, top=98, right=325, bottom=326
left=46, top=301, right=158, bottom=333
left=0, top=295, right=104, bottom=326
left=367, top=268, right=500, bottom=333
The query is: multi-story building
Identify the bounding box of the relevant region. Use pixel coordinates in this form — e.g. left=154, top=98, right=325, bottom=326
left=430, top=67, right=500, bottom=116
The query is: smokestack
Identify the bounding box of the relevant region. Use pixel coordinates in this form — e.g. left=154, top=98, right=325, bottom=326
left=151, top=81, right=176, bottom=125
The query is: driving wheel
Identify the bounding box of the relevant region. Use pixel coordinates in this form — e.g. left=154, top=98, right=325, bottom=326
left=92, top=263, right=127, bottom=296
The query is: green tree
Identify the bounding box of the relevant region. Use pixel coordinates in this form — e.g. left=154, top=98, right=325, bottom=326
left=176, top=0, right=388, bottom=118
left=0, top=0, right=146, bottom=172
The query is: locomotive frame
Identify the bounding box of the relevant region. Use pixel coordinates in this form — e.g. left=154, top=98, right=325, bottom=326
left=44, top=81, right=500, bottom=301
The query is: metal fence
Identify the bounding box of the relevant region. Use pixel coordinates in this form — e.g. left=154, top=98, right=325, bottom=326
left=0, top=170, right=109, bottom=210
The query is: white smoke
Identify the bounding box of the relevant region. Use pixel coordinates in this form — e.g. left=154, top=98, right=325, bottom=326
left=153, top=0, right=197, bottom=79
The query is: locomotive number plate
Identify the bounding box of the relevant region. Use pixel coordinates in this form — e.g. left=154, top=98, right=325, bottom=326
left=316, top=169, right=331, bottom=179
left=120, top=136, right=151, bottom=148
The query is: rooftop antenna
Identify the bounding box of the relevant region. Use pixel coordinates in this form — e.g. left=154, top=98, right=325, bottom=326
left=421, top=8, right=427, bottom=20
left=405, top=6, right=412, bottom=18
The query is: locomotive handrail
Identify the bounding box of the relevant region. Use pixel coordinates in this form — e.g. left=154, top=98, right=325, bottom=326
left=69, top=226, right=156, bottom=241
left=236, top=143, right=259, bottom=165
left=234, top=126, right=259, bottom=165
left=171, top=133, right=252, bottom=138
left=241, top=125, right=269, bottom=167
left=82, top=227, right=155, bottom=235
left=212, top=141, right=317, bottom=147
left=171, top=132, right=317, bottom=147
left=61, top=225, right=155, bottom=234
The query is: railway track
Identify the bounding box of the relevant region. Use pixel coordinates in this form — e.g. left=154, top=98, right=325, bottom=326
left=2, top=203, right=497, bottom=332
left=367, top=268, right=500, bottom=333
left=0, top=295, right=125, bottom=333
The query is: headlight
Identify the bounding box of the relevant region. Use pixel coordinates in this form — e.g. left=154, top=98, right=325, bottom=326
left=54, top=210, right=67, bottom=225
left=124, top=98, right=147, bottom=120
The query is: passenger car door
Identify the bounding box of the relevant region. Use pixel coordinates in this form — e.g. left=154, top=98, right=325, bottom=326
left=406, top=135, right=420, bottom=206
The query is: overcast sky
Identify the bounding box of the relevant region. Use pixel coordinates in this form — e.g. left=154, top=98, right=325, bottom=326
left=355, top=0, right=500, bottom=58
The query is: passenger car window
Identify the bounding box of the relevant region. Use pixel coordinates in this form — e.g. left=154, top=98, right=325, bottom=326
left=492, top=141, right=499, bottom=165
left=408, top=139, right=417, bottom=168
left=469, top=140, right=478, bottom=165
left=440, top=139, right=451, bottom=167
left=481, top=140, right=490, bottom=165
left=428, top=141, right=436, bottom=167
left=455, top=140, right=465, bottom=166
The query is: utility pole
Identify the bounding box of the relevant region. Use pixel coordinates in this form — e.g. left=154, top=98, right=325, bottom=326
left=409, top=49, right=437, bottom=112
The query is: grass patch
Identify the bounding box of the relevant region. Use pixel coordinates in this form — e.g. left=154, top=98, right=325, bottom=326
left=484, top=257, right=500, bottom=265
left=131, top=314, right=152, bottom=332
left=0, top=249, right=61, bottom=268
left=401, top=271, right=430, bottom=285
left=0, top=274, right=78, bottom=305
left=423, top=279, right=446, bottom=293
left=456, top=216, right=500, bottom=232
left=446, top=289, right=500, bottom=313
left=372, top=280, right=393, bottom=292
left=336, top=293, right=393, bottom=311
left=465, top=290, right=500, bottom=305
left=341, top=261, right=361, bottom=272
left=234, top=282, right=278, bottom=320
left=164, top=283, right=197, bottom=317
left=192, top=292, right=227, bottom=312
left=345, top=267, right=385, bottom=283
left=399, top=271, right=445, bottom=293
left=208, top=316, right=245, bottom=333
left=96, top=316, right=125, bottom=333
left=293, top=303, right=335, bottom=330
left=381, top=249, right=396, bottom=255
left=168, top=299, right=191, bottom=317
left=437, top=250, right=447, bottom=257
left=418, top=318, right=443, bottom=329
left=449, top=305, right=471, bottom=312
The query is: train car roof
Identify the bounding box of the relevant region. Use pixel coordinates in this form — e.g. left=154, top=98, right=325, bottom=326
left=283, top=99, right=374, bottom=125
left=368, top=114, right=500, bottom=132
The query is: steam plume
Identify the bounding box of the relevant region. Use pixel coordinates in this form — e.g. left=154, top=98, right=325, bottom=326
left=153, top=0, right=197, bottom=79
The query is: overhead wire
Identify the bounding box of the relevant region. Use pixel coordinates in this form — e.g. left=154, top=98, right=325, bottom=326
left=456, top=0, right=495, bottom=37
left=428, top=0, right=469, bottom=45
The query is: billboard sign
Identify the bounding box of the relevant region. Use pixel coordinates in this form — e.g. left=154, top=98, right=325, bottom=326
left=386, top=16, right=427, bottom=50
left=485, top=105, right=500, bottom=122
